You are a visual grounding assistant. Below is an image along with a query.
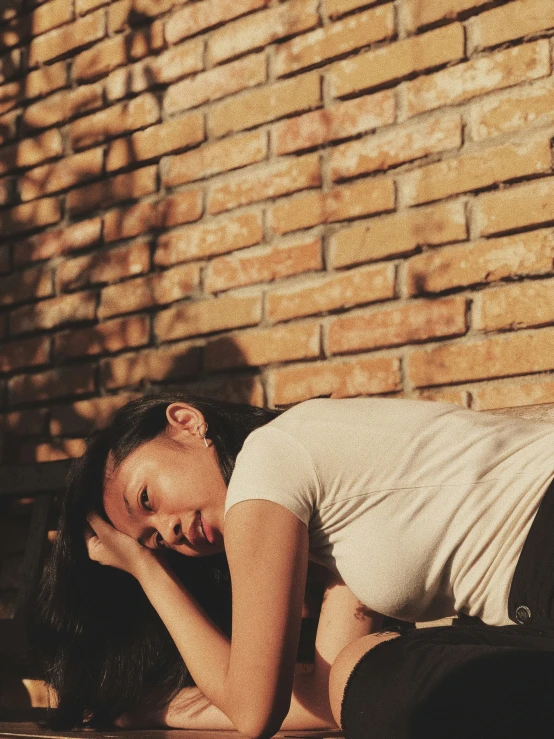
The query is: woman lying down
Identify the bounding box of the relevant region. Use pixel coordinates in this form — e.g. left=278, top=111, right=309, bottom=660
left=37, top=394, right=554, bottom=738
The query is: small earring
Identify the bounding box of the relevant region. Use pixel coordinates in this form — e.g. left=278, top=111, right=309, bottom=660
left=197, top=422, right=209, bottom=448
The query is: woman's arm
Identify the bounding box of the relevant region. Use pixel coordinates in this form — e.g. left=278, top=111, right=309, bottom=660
left=116, top=669, right=336, bottom=730
left=87, top=502, right=309, bottom=737
left=87, top=503, right=369, bottom=738
left=116, top=567, right=382, bottom=731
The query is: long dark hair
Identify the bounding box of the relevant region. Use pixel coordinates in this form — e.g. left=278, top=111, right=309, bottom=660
left=34, top=393, right=281, bottom=729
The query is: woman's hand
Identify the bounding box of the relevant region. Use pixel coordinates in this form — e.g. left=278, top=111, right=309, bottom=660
left=85, top=512, right=156, bottom=578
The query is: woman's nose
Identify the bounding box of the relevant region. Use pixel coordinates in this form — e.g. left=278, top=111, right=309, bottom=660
left=161, top=517, right=182, bottom=545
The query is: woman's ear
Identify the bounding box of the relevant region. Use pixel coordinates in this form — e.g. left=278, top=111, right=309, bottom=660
left=165, top=403, right=205, bottom=438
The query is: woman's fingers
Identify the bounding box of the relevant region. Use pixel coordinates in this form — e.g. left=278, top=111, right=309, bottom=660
left=86, top=511, right=109, bottom=533
left=82, top=510, right=151, bottom=576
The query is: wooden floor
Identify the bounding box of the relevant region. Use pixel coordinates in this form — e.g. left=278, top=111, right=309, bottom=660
left=0, top=724, right=344, bottom=739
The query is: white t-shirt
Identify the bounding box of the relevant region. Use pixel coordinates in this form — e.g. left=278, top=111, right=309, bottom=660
left=224, top=398, right=554, bottom=626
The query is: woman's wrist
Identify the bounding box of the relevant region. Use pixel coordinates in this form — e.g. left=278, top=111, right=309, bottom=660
left=131, top=547, right=164, bottom=580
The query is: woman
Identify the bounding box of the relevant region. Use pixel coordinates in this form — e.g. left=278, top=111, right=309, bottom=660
left=37, top=392, right=554, bottom=738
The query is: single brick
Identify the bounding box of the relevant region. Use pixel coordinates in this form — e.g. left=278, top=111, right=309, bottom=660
left=269, top=178, right=394, bottom=235
left=400, top=137, right=552, bottom=206
left=49, top=393, right=138, bottom=436
left=408, top=326, right=554, bottom=387
left=58, top=241, right=151, bottom=291
left=274, top=3, right=394, bottom=77
left=470, top=0, right=554, bottom=51
left=8, top=366, right=95, bottom=404
left=0, top=80, right=23, bottom=116
left=0, top=246, right=9, bottom=273
left=403, top=0, right=492, bottom=33
left=269, top=355, right=401, bottom=406
left=23, top=82, right=103, bottom=129
left=205, top=237, right=322, bottom=293
left=105, top=39, right=204, bottom=101
left=0, top=197, right=61, bottom=237
left=155, top=211, right=263, bottom=266
left=329, top=23, right=464, bottom=99
left=209, top=72, right=321, bottom=139
left=205, top=321, right=320, bottom=371
left=108, top=0, right=141, bottom=30
left=76, top=0, right=112, bottom=14
left=0, top=110, right=19, bottom=147
left=0, top=129, right=64, bottom=176
left=66, top=165, right=157, bottom=215
left=470, top=81, right=554, bottom=142
left=103, top=190, right=203, bottom=241
left=471, top=379, right=554, bottom=411
left=329, top=113, right=462, bottom=181
left=0, top=176, right=14, bottom=206
left=55, top=315, right=150, bottom=358
left=165, top=373, right=265, bottom=406
left=164, top=53, right=266, bottom=116
left=158, top=189, right=204, bottom=229
left=1, top=13, right=30, bottom=50
left=25, top=60, right=67, bottom=99
left=417, top=387, right=469, bottom=406
left=97, top=263, right=200, bottom=318
left=273, top=90, right=395, bottom=155
left=405, top=40, right=551, bottom=118
left=0, top=336, right=50, bottom=373
left=23, top=440, right=87, bottom=464
left=406, top=228, right=554, bottom=295
left=268, top=262, right=395, bottom=323
left=101, top=341, right=201, bottom=389
left=108, top=0, right=187, bottom=32
left=155, top=293, right=262, bottom=341
left=104, top=201, right=158, bottom=242
left=10, top=290, right=97, bottom=334
left=0, top=265, right=52, bottom=306
left=329, top=296, right=467, bottom=354
left=208, top=0, right=318, bottom=65
left=474, top=177, right=554, bottom=237
left=73, top=34, right=127, bottom=81
left=107, top=112, right=205, bottom=171
left=474, top=278, right=554, bottom=332
left=166, top=0, right=270, bottom=45
left=325, top=0, right=391, bottom=19
left=129, top=20, right=165, bottom=60
left=208, top=153, right=321, bottom=214
left=32, top=0, right=74, bottom=36
left=19, top=147, right=104, bottom=202
left=0, top=48, right=21, bottom=86
left=163, top=129, right=267, bottom=187
left=70, top=93, right=160, bottom=150
left=14, top=217, right=102, bottom=265
left=2, top=408, right=48, bottom=435
left=329, top=200, right=467, bottom=267
left=29, top=9, right=105, bottom=66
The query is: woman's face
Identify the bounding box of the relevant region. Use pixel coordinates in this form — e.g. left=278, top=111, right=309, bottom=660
left=102, top=403, right=227, bottom=557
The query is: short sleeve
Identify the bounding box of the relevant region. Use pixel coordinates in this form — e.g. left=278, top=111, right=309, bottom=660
left=224, top=425, right=318, bottom=527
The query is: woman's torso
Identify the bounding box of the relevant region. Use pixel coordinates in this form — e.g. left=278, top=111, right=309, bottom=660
left=225, top=398, right=554, bottom=626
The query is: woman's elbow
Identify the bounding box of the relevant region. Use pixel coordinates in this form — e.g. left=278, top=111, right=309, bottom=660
left=235, top=706, right=288, bottom=739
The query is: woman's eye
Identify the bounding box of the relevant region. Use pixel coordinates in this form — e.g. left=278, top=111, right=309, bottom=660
left=140, top=488, right=152, bottom=511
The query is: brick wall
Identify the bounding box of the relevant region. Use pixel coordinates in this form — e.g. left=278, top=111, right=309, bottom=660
left=1, top=0, right=554, bottom=464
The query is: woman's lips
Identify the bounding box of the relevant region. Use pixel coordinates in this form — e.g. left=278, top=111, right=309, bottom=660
left=200, top=513, right=214, bottom=544
left=187, top=512, right=213, bottom=546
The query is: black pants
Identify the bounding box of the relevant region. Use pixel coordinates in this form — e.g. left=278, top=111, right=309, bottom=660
left=341, top=476, right=554, bottom=739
